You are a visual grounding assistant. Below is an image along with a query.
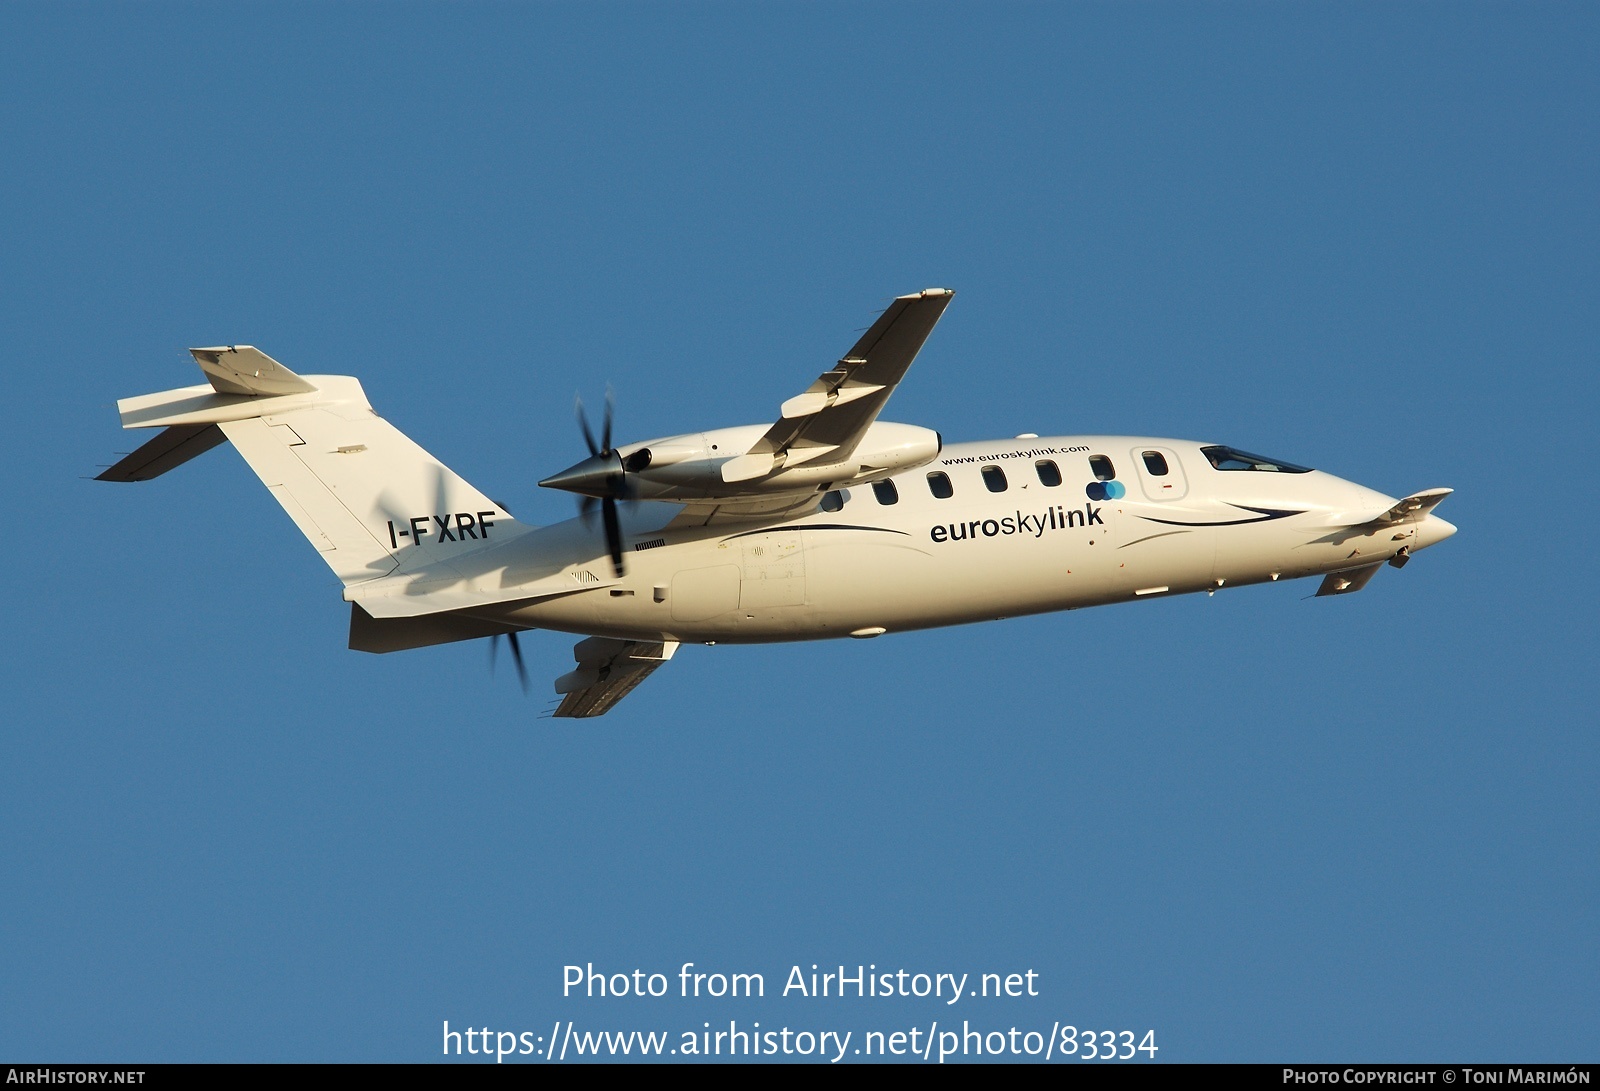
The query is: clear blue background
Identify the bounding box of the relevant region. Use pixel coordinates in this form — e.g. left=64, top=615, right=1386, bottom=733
left=2, top=2, right=1594, bottom=1062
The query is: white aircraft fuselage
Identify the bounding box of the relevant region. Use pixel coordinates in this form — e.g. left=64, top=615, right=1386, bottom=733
left=98, top=290, right=1455, bottom=715
left=487, top=434, right=1456, bottom=644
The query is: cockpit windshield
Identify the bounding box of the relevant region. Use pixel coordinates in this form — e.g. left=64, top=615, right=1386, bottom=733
left=1201, top=445, right=1312, bottom=473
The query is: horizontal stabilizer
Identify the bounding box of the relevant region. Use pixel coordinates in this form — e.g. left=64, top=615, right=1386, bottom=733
left=114, top=376, right=365, bottom=431
left=95, top=424, right=225, bottom=482
left=553, top=637, right=678, bottom=718
left=1316, top=562, right=1384, bottom=597
left=191, top=346, right=315, bottom=397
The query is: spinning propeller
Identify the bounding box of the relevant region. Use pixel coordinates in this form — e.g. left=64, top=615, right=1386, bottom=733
left=489, top=631, right=528, bottom=692
left=539, top=391, right=637, bottom=577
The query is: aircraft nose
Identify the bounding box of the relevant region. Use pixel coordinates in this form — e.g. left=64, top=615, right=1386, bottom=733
left=1416, top=513, right=1457, bottom=550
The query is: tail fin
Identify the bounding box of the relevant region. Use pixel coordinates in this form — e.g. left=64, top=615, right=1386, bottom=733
left=99, top=346, right=530, bottom=587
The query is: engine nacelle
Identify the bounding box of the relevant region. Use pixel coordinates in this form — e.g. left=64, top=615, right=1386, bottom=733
left=753, top=421, right=943, bottom=492
left=542, top=421, right=942, bottom=503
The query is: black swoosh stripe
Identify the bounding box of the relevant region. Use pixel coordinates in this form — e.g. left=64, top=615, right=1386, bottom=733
left=719, top=523, right=912, bottom=543
left=1137, top=504, right=1305, bottom=528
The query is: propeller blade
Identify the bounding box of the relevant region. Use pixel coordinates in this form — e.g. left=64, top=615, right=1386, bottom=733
left=602, top=495, right=626, bottom=577
left=576, top=396, right=600, bottom=457
left=507, top=631, right=528, bottom=693
left=569, top=388, right=627, bottom=574
left=490, top=632, right=530, bottom=693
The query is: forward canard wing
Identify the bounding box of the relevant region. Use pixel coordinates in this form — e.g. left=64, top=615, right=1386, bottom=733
left=1361, top=488, right=1454, bottom=527
left=1313, top=488, right=1455, bottom=595
left=1322, top=488, right=1454, bottom=530
left=719, top=288, right=954, bottom=483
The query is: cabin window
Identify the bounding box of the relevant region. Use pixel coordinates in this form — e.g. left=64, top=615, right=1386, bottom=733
left=1089, top=455, right=1116, bottom=481
left=820, top=489, right=846, bottom=512
left=982, top=465, right=1008, bottom=493
left=927, top=471, right=954, bottom=499
left=1141, top=451, right=1169, bottom=476
left=872, top=480, right=899, bottom=505
left=1200, top=445, right=1313, bottom=473
left=1035, top=460, right=1062, bottom=487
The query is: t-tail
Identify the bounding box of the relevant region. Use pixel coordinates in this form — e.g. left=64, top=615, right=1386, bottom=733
left=97, top=346, right=532, bottom=587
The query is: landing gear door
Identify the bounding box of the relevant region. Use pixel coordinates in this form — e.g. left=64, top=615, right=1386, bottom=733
left=1131, top=446, right=1188, bottom=502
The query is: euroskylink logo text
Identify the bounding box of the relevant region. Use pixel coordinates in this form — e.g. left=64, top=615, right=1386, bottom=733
left=385, top=511, right=498, bottom=549
left=929, top=504, right=1102, bottom=544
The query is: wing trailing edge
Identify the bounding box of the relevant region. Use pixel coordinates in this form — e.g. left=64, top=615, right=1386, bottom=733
left=552, top=637, right=679, bottom=718
left=742, top=288, right=953, bottom=473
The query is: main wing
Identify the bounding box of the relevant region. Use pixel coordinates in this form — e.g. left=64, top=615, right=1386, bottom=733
left=718, top=288, right=954, bottom=483
left=551, top=637, right=679, bottom=718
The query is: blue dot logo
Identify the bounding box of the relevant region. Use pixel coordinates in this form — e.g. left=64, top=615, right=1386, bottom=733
left=1086, top=480, right=1125, bottom=501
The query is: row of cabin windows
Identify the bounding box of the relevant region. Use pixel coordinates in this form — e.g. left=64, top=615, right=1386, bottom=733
left=830, top=452, right=1142, bottom=508
left=826, top=447, right=1304, bottom=509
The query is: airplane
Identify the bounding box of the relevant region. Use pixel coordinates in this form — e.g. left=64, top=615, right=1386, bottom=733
left=96, top=288, right=1456, bottom=717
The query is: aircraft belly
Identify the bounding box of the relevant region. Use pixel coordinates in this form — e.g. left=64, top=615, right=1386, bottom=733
left=498, top=533, right=822, bottom=643
left=797, top=527, right=1109, bottom=634
left=802, top=537, right=942, bottom=630
left=1115, top=523, right=1216, bottom=594
left=1214, top=521, right=1307, bottom=585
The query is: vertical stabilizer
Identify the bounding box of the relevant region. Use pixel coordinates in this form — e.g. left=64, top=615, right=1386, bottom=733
left=100, top=350, right=532, bottom=588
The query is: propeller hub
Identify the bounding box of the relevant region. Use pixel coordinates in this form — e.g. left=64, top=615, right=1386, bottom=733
left=540, top=451, right=624, bottom=498
left=561, top=391, right=632, bottom=578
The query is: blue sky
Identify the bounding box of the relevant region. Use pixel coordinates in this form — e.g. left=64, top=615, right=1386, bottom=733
left=2, top=2, right=1595, bottom=1062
